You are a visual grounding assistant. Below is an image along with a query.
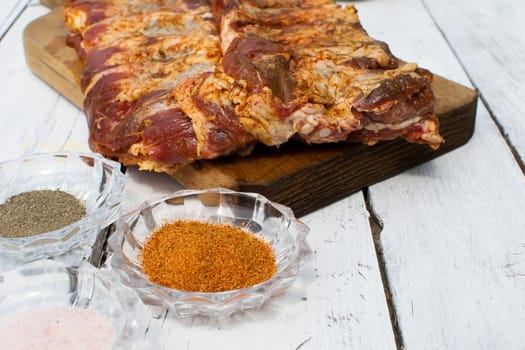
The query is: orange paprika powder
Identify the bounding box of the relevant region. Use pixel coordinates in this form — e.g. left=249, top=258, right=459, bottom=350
left=140, top=220, right=276, bottom=292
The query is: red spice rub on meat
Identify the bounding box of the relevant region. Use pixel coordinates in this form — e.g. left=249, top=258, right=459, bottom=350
left=64, top=0, right=443, bottom=174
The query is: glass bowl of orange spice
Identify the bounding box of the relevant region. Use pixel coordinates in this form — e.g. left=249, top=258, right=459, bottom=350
left=108, top=188, right=311, bottom=318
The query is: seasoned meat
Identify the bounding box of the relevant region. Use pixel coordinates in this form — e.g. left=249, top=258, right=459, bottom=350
left=64, top=0, right=443, bottom=173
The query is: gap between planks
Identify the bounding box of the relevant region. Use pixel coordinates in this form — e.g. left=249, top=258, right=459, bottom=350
left=363, top=187, right=405, bottom=350
left=421, top=0, right=525, bottom=175
left=476, top=94, right=525, bottom=175
left=0, top=0, right=32, bottom=41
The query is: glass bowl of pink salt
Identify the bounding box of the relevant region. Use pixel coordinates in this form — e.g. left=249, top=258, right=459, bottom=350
left=108, top=188, right=311, bottom=319
left=0, top=151, right=125, bottom=265
left=0, top=260, right=154, bottom=350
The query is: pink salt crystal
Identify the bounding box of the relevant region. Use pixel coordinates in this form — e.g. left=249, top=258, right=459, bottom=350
left=0, top=306, right=114, bottom=350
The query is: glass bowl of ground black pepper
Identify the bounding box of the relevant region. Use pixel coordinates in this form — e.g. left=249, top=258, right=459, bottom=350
left=0, top=260, right=155, bottom=349
left=109, top=188, right=311, bottom=318
left=0, top=152, right=125, bottom=265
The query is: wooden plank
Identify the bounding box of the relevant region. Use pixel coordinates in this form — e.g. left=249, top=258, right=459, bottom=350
left=372, top=107, right=525, bottom=349
left=23, top=7, right=478, bottom=216
left=22, top=6, right=83, bottom=108
left=357, top=0, right=525, bottom=348
left=424, top=0, right=525, bottom=165
left=0, top=0, right=30, bottom=39
left=131, top=190, right=397, bottom=349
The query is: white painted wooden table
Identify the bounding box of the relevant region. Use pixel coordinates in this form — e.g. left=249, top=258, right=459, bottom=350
left=1, top=0, right=524, bottom=349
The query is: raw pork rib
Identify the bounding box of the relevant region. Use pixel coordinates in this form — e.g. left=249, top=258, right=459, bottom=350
left=213, top=0, right=443, bottom=147
left=65, top=0, right=255, bottom=173
left=65, top=0, right=443, bottom=174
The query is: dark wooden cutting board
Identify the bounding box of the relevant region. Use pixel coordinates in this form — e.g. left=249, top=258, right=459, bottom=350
left=23, top=7, right=478, bottom=216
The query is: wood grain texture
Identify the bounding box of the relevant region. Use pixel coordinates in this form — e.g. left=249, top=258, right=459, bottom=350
left=23, top=7, right=478, bottom=216
left=356, top=0, right=525, bottom=348
left=372, top=107, right=525, bottom=350
left=23, top=7, right=83, bottom=108
left=424, top=0, right=525, bottom=166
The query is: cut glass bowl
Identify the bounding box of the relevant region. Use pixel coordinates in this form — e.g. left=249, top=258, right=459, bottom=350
left=0, top=260, right=154, bottom=349
left=0, top=152, right=125, bottom=262
left=109, top=188, right=311, bottom=318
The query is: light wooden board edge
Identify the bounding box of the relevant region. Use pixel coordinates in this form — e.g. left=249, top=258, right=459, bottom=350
left=40, top=0, right=66, bottom=8
left=23, top=7, right=83, bottom=108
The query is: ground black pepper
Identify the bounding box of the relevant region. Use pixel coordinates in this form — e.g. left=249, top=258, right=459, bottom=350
left=0, top=189, right=86, bottom=238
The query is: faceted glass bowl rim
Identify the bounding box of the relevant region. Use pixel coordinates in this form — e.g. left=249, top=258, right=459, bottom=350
left=0, top=151, right=125, bottom=257
left=0, top=260, right=155, bottom=349
left=109, top=188, right=311, bottom=316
